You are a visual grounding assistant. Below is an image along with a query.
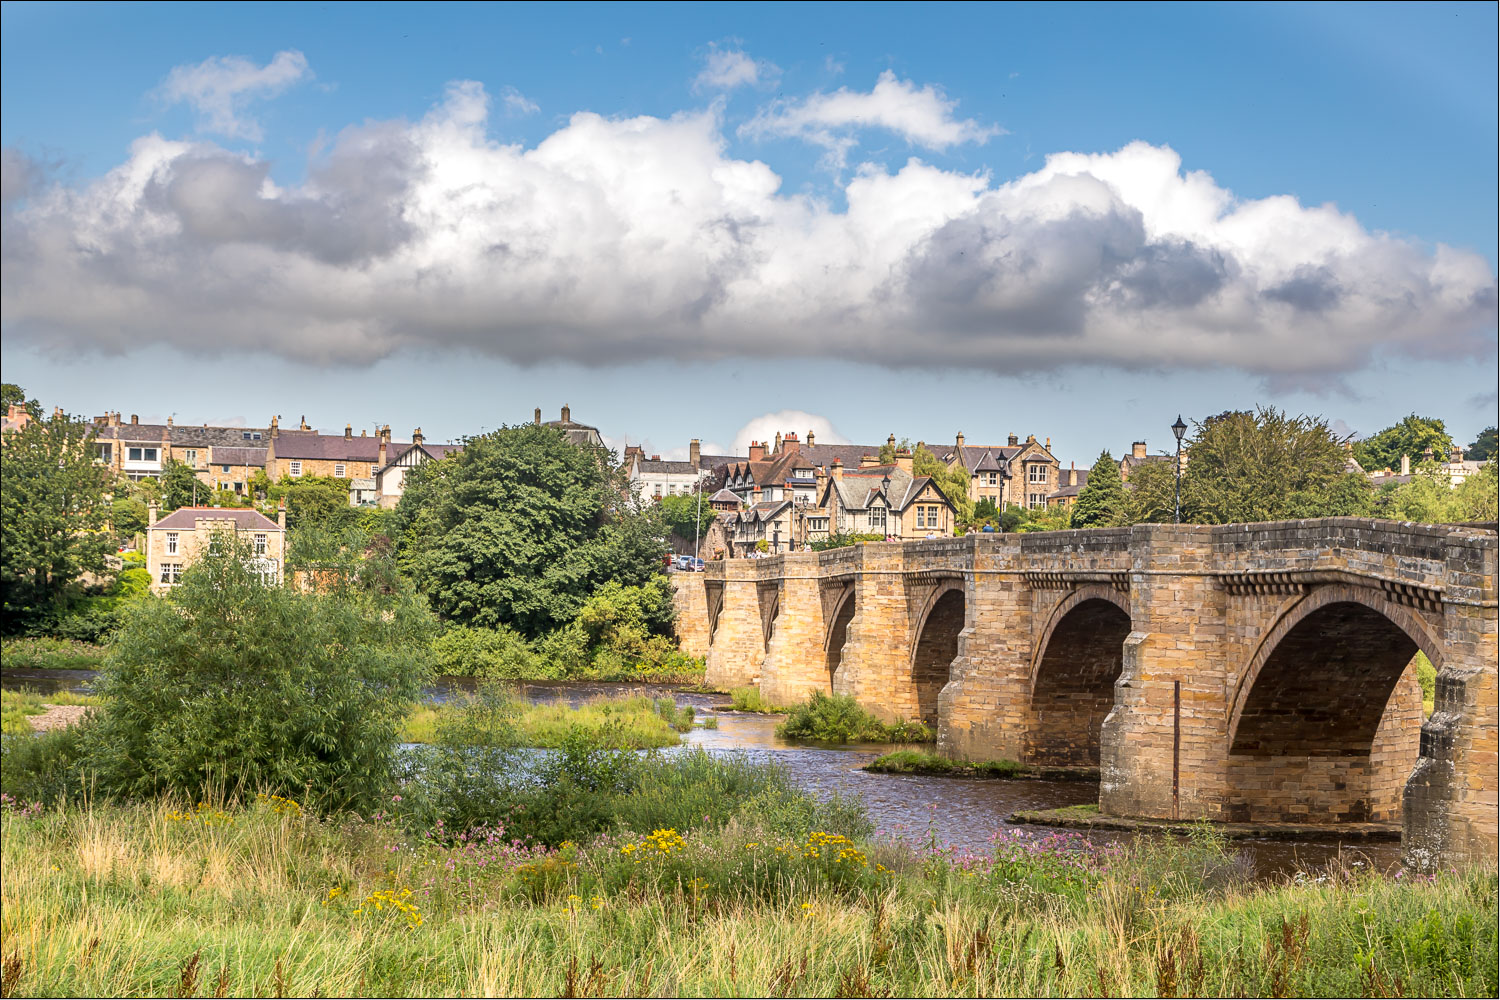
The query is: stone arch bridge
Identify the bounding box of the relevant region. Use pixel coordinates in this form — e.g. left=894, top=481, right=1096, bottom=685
left=672, top=519, right=1497, bottom=869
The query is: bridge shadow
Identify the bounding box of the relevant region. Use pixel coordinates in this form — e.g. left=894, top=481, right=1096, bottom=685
left=1029, top=593, right=1132, bottom=767
left=825, top=589, right=855, bottom=694
left=910, top=588, right=964, bottom=726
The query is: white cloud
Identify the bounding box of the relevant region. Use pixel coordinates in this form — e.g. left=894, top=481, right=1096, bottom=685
left=694, top=44, right=778, bottom=93
left=500, top=86, right=539, bottom=116
left=742, top=70, right=1002, bottom=169
left=158, top=50, right=312, bottom=140
left=2, top=83, right=1493, bottom=383
left=733, top=411, right=850, bottom=453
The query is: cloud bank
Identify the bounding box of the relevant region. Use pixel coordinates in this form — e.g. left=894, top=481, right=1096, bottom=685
left=3, top=79, right=1494, bottom=380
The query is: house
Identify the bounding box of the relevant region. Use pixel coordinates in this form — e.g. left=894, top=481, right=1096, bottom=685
left=374, top=436, right=464, bottom=508
left=265, top=418, right=407, bottom=483
left=626, top=438, right=733, bottom=501
left=90, top=412, right=273, bottom=486
left=145, top=504, right=286, bottom=594
left=2, top=404, right=33, bottom=434
left=1047, top=464, right=1090, bottom=508
left=817, top=461, right=957, bottom=541
left=1119, top=440, right=1179, bottom=482
left=534, top=405, right=602, bottom=446
left=942, top=433, right=1061, bottom=511
left=725, top=499, right=797, bottom=556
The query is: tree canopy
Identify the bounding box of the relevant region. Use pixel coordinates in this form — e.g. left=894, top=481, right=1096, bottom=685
left=1068, top=450, right=1126, bottom=527
left=656, top=490, right=717, bottom=542
left=392, top=424, right=666, bottom=637
left=911, top=443, right=973, bottom=524
left=1352, top=414, right=1454, bottom=474
left=1181, top=408, right=1372, bottom=524
left=1, top=410, right=114, bottom=632
left=1468, top=427, right=1497, bottom=464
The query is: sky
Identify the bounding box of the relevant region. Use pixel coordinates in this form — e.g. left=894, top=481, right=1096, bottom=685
left=2, top=1, right=1496, bottom=463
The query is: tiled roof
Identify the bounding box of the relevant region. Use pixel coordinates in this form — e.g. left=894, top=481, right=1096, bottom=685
left=708, top=488, right=740, bottom=504
left=209, top=447, right=267, bottom=466
left=273, top=431, right=411, bottom=461
left=97, top=423, right=272, bottom=447
left=941, top=445, right=1022, bottom=474
left=152, top=507, right=280, bottom=530
left=639, top=459, right=702, bottom=475
left=1048, top=469, right=1090, bottom=500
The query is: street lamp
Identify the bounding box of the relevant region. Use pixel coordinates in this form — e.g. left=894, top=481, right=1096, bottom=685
left=1171, top=415, right=1188, bottom=524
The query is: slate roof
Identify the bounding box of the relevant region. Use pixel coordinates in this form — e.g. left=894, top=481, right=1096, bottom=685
left=941, top=444, right=1022, bottom=475
left=209, top=447, right=268, bottom=466
left=272, top=431, right=411, bottom=461
left=151, top=507, right=280, bottom=531
left=708, top=488, right=741, bottom=504
left=96, top=423, right=272, bottom=447
left=1048, top=469, right=1090, bottom=500
left=639, top=459, right=702, bottom=475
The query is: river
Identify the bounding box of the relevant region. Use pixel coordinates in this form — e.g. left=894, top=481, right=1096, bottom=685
left=4, top=669, right=1403, bottom=878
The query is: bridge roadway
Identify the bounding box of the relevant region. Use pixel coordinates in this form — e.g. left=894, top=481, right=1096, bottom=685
left=671, top=518, right=1497, bottom=871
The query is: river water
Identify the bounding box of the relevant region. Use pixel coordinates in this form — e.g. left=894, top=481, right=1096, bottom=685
left=4, top=669, right=1402, bottom=878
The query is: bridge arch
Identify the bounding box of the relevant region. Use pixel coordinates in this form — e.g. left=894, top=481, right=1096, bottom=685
left=1227, top=584, right=1436, bottom=823
left=760, top=591, right=780, bottom=653
left=1028, top=585, right=1133, bottom=766
left=824, top=586, right=856, bottom=692
left=908, top=581, right=966, bottom=726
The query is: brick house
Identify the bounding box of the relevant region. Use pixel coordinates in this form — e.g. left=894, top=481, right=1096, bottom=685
left=145, top=504, right=286, bottom=594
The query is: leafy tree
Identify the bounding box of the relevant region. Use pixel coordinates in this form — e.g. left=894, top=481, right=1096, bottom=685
left=1, top=383, right=33, bottom=412
left=111, top=496, right=149, bottom=542
left=1121, top=459, right=1180, bottom=524
left=83, top=533, right=435, bottom=811
left=657, top=489, right=716, bottom=541
left=973, top=497, right=999, bottom=521
left=159, top=459, right=205, bottom=511
left=1468, top=427, right=1498, bottom=463
left=911, top=443, right=974, bottom=523
left=248, top=471, right=357, bottom=532
left=1069, top=451, right=1127, bottom=527
left=1014, top=504, right=1073, bottom=532
left=1179, top=408, right=1373, bottom=524
left=1374, top=461, right=1497, bottom=524
left=0, top=410, right=114, bottom=632
left=878, top=439, right=897, bottom=464
left=1352, top=414, right=1454, bottom=474
left=393, top=424, right=666, bottom=637
left=1000, top=503, right=1027, bottom=532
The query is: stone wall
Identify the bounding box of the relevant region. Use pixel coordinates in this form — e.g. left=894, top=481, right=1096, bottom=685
left=670, top=573, right=710, bottom=660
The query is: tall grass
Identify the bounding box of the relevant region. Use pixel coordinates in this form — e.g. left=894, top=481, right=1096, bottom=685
left=727, top=686, right=791, bottom=713
left=0, top=636, right=107, bottom=671
left=1, top=798, right=1492, bottom=998
left=400, top=690, right=692, bottom=748
left=0, top=687, right=100, bottom=735
left=776, top=691, right=933, bottom=743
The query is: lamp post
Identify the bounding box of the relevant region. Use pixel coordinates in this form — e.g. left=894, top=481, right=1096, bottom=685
left=1171, top=415, right=1187, bottom=524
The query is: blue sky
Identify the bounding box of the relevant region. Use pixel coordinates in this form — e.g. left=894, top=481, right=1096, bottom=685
left=3, top=2, right=1496, bottom=460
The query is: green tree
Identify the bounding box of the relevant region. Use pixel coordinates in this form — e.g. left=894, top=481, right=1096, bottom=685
left=1069, top=451, right=1126, bottom=527
left=973, top=497, right=999, bottom=521
left=1, top=383, right=33, bottom=412
left=393, top=424, right=666, bottom=637
left=1121, top=459, right=1179, bottom=524
left=110, top=496, right=149, bottom=542
left=657, top=489, right=716, bottom=541
left=911, top=443, right=974, bottom=524
left=1468, top=427, right=1497, bottom=463
left=0, top=410, right=114, bottom=632
left=248, top=471, right=357, bottom=532
left=1181, top=408, right=1373, bottom=524
left=1352, top=414, right=1454, bottom=474
left=83, top=533, right=435, bottom=811
left=1374, top=461, right=1498, bottom=524
left=158, top=459, right=204, bottom=511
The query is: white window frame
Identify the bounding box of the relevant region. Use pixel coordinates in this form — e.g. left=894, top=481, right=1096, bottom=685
left=166, top=532, right=178, bottom=555
left=183, top=449, right=197, bottom=465
left=160, top=562, right=182, bottom=585
left=334, top=464, right=346, bottom=478
left=870, top=506, right=887, bottom=532
left=254, top=533, right=267, bottom=555
left=1028, top=463, right=1047, bottom=484
left=95, top=444, right=112, bottom=462
left=289, top=461, right=303, bottom=477
left=1028, top=492, right=1046, bottom=510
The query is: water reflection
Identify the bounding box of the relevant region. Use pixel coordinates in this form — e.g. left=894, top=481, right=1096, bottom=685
left=2, top=670, right=1402, bottom=877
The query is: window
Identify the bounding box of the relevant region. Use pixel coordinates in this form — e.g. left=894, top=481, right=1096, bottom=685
left=986, top=472, right=997, bottom=485
left=221, top=464, right=231, bottom=473
left=289, top=461, right=302, bottom=476
left=869, top=506, right=887, bottom=531
left=183, top=449, right=197, bottom=465
left=166, top=532, right=178, bottom=555
left=233, top=482, right=244, bottom=494
left=159, top=563, right=182, bottom=585
left=1028, top=464, right=1047, bottom=484
left=127, top=446, right=158, bottom=462
left=254, top=533, right=267, bottom=555
left=95, top=444, right=112, bottom=462
left=242, top=431, right=262, bottom=441
left=334, top=464, right=346, bottom=478
left=1028, top=492, right=1046, bottom=510
left=915, top=506, right=926, bottom=528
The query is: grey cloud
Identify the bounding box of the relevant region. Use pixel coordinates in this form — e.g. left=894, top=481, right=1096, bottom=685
left=1108, top=240, right=1233, bottom=310
left=1264, top=266, right=1342, bottom=312
left=1, top=148, right=42, bottom=209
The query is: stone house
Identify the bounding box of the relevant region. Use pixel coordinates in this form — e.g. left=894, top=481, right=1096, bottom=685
left=625, top=438, right=739, bottom=501
left=816, top=462, right=957, bottom=540
left=1047, top=464, right=1090, bottom=508
left=724, top=499, right=797, bottom=556
left=145, top=504, right=286, bottom=594
left=1119, top=440, right=1179, bottom=482
left=942, top=433, right=1061, bottom=511
left=534, top=405, right=603, bottom=446
left=264, top=418, right=407, bottom=482
left=374, top=439, right=464, bottom=508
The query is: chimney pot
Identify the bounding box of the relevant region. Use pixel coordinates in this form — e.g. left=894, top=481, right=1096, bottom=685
left=131, top=414, right=139, bottom=425
left=413, top=427, right=424, bottom=445
left=345, top=424, right=352, bottom=440
left=806, top=429, right=816, bottom=447
left=561, top=404, right=571, bottom=423
left=1400, top=454, right=1411, bottom=476
left=534, top=407, right=542, bottom=425
left=148, top=502, right=158, bottom=526
left=689, top=439, right=701, bottom=467
left=956, top=431, right=965, bottom=450
left=1132, top=441, right=1147, bottom=459
left=1007, top=433, right=1018, bottom=447
left=167, top=416, right=173, bottom=427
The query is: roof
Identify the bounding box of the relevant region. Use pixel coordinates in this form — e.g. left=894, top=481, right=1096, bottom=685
left=272, top=431, right=411, bottom=461
left=209, top=447, right=267, bottom=466
left=151, top=507, right=280, bottom=531
left=96, top=423, right=273, bottom=447
left=708, top=488, right=740, bottom=504
left=1048, top=469, right=1090, bottom=500
left=638, top=459, right=702, bottom=475
left=941, top=444, right=1023, bottom=474
left=822, top=467, right=949, bottom=513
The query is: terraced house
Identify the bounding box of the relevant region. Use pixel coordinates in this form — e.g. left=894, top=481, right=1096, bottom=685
left=91, top=412, right=271, bottom=494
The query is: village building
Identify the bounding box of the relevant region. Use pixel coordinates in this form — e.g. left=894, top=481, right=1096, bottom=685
left=625, top=438, right=739, bottom=501
left=1119, top=440, right=1179, bottom=482
left=941, top=433, right=1061, bottom=511
left=145, top=504, right=286, bottom=594
left=1047, top=464, right=1090, bottom=508
left=374, top=436, right=464, bottom=508
left=534, top=405, right=603, bottom=446
left=817, top=461, right=957, bottom=541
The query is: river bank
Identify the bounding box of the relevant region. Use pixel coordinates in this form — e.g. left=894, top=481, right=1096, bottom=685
left=1, top=798, right=1492, bottom=998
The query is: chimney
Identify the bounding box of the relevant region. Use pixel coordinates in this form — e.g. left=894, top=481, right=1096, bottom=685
left=860, top=454, right=880, bottom=469
left=895, top=448, right=913, bottom=474
left=345, top=424, right=352, bottom=441
left=782, top=433, right=800, bottom=457
left=561, top=404, right=571, bottom=424
left=1045, top=436, right=1051, bottom=450
left=773, top=431, right=783, bottom=455
left=534, top=407, right=542, bottom=425
left=1132, top=441, right=1147, bottom=460
left=1027, top=434, right=1036, bottom=445
left=361, top=429, right=368, bottom=437
left=167, top=416, right=174, bottom=428
left=1007, top=433, right=1018, bottom=447
left=748, top=440, right=765, bottom=462
left=413, top=427, right=424, bottom=446
left=689, top=438, right=701, bottom=467
left=651, top=455, right=661, bottom=462
left=378, top=425, right=390, bottom=467
left=1400, top=454, right=1410, bottom=476
left=148, top=502, right=159, bottom=526
left=270, top=415, right=279, bottom=438
left=752, top=486, right=763, bottom=505
left=956, top=431, right=965, bottom=451
left=298, top=415, right=308, bottom=431
left=806, top=429, right=816, bottom=448
left=277, top=501, right=287, bottom=531
left=1422, top=446, right=1434, bottom=464
left=131, top=414, right=139, bottom=425
left=1451, top=445, right=1463, bottom=464
left=831, top=457, right=844, bottom=482
left=887, top=433, right=897, bottom=452
left=1070, top=461, right=1077, bottom=487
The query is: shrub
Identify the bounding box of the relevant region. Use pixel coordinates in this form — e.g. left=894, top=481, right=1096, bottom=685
left=81, top=533, right=435, bottom=812
left=0, top=725, right=92, bottom=804
left=777, top=691, right=933, bottom=743
left=433, top=625, right=553, bottom=679
left=728, top=686, right=790, bottom=713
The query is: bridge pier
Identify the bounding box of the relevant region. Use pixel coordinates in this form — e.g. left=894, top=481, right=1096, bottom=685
left=836, top=544, right=919, bottom=722
left=702, top=559, right=768, bottom=690
left=670, top=573, right=710, bottom=660
left=939, top=537, right=1031, bottom=762
left=760, top=554, right=832, bottom=706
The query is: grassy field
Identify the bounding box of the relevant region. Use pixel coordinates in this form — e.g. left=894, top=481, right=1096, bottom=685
left=400, top=691, right=708, bottom=748
left=0, top=688, right=100, bottom=736
left=0, top=799, right=1493, bottom=998
left=0, top=637, right=107, bottom=672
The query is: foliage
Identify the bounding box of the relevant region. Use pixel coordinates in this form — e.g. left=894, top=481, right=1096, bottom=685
left=656, top=491, right=716, bottom=541
left=0, top=382, right=34, bottom=412
left=0, top=409, right=115, bottom=634
left=866, top=748, right=1024, bottom=777
left=1413, top=652, right=1436, bottom=716
left=393, top=424, right=665, bottom=637
left=432, top=624, right=548, bottom=679
left=1468, top=426, right=1497, bottom=463
left=247, top=472, right=358, bottom=532
left=911, top=442, right=973, bottom=523
left=973, top=497, right=999, bottom=521
left=401, top=688, right=688, bottom=749
left=1353, top=414, right=1454, bottom=473
left=1069, top=450, right=1127, bottom=527
left=78, top=533, right=435, bottom=812
left=2, top=799, right=1493, bottom=998
left=776, top=691, right=933, bottom=743
left=727, top=686, right=791, bottom=713
left=0, top=636, right=107, bottom=671
left=110, top=495, right=148, bottom=542
left=1374, top=461, right=1497, bottom=524
left=1181, top=408, right=1373, bottom=524
left=158, top=459, right=205, bottom=512
left=1013, top=505, right=1072, bottom=532
left=1121, top=458, right=1180, bottom=524
left=1, top=687, right=99, bottom=735
left=810, top=532, right=884, bottom=550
